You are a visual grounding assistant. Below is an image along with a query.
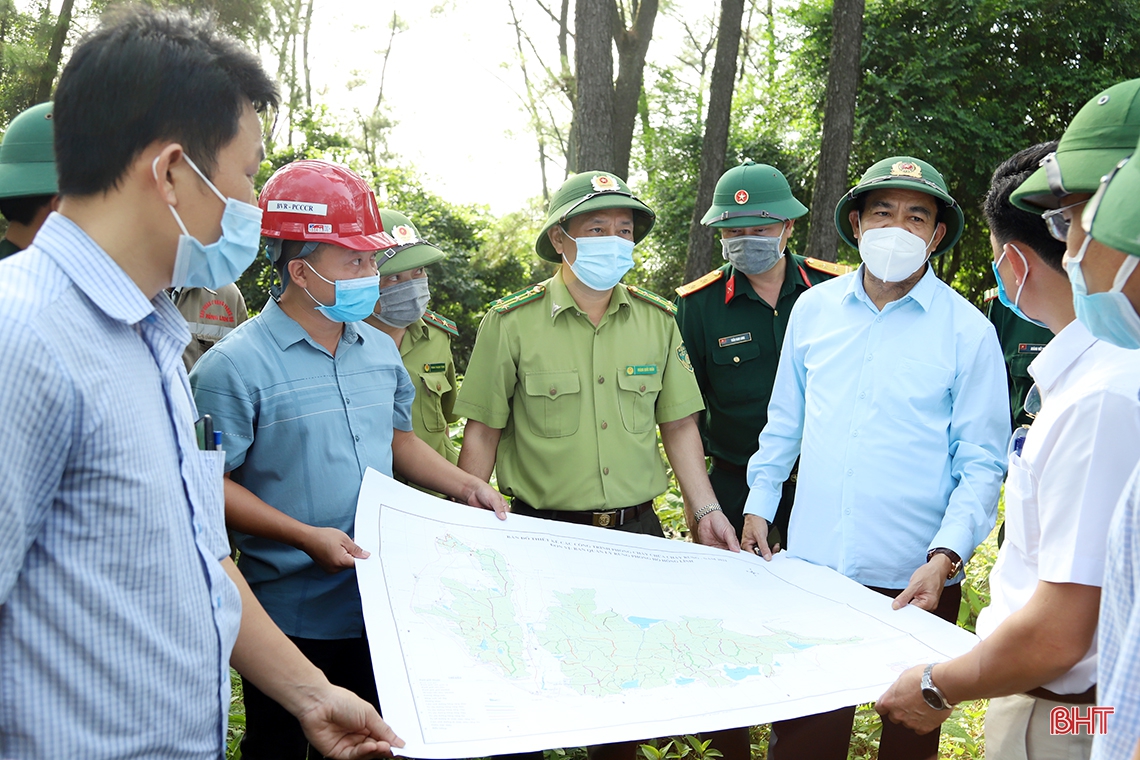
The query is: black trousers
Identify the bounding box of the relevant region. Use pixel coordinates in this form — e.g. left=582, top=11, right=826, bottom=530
left=239, top=635, right=379, bottom=760
left=767, top=583, right=963, bottom=760
left=709, top=459, right=796, bottom=548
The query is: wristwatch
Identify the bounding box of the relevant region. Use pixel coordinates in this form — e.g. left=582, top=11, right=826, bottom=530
left=927, top=548, right=963, bottom=579
left=921, top=664, right=953, bottom=711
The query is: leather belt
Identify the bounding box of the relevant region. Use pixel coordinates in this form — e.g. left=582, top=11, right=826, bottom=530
left=1026, top=685, right=1097, bottom=705
left=510, top=499, right=653, bottom=528
left=710, top=456, right=746, bottom=475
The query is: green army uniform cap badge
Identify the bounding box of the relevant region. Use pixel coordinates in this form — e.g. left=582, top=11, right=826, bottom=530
left=734, top=189, right=749, bottom=204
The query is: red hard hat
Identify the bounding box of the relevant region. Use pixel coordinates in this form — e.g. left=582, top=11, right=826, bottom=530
left=259, top=160, right=395, bottom=251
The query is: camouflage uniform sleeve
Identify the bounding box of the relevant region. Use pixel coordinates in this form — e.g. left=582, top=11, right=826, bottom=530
left=654, top=317, right=705, bottom=425
left=452, top=309, right=517, bottom=429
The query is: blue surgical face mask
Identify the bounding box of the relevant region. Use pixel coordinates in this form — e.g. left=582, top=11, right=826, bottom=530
left=302, top=259, right=380, bottom=323
left=561, top=230, right=636, bottom=291
left=154, top=154, right=263, bottom=290
left=1068, top=235, right=1140, bottom=349
left=992, top=244, right=1048, bottom=328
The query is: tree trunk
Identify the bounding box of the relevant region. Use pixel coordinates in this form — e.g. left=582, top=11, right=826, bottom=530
left=803, top=0, right=864, bottom=263
left=682, top=0, right=745, bottom=283
left=301, top=0, right=314, bottom=108
left=612, top=0, right=658, bottom=180
left=574, top=0, right=616, bottom=173
left=31, top=0, right=73, bottom=104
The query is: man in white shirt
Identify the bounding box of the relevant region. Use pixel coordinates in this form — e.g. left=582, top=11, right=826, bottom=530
left=876, top=137, right=1140, bottom=760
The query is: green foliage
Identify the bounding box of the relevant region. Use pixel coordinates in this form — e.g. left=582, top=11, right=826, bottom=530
left=639, top=735, right=724, bottom=760
left=0, top=0, right=63, bottom=123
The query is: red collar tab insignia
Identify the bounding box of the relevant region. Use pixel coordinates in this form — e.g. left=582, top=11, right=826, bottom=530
left=734, top=189, right=749, bottom=204
left=590, top=174, right=620, bottom=193
left=890, top=161, right=922, bottom=179
left=725, top=273, right=736, bottom=304
left=392, top=224, right=417, bottom=246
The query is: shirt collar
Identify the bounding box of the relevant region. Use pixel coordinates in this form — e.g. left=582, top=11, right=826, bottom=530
left=548, top=267, right=630, bottom=322
left=262, top=297, right=365, bottom=352
left=846, top=262, right=938, bottom=312
left=1028, top=319, right=1096, bottom=394
left=726, top=257, right=805, bottom=303
left=37, top=212, right=160, bottom=326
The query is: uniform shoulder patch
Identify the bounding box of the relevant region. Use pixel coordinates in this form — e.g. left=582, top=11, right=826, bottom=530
left=674, top=269, right=725, bottom=298
left=803, top=257, right=854, bottom=277
left=983, top=287, right=999, bottom=303
left=422, top=309, right=459, bottom=337
left=490, top=284, right=547, bottom=314
left=626, top=284, right=678, bottom=315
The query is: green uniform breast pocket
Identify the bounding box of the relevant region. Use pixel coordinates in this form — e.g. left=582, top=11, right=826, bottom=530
left=711, top=341, right=763, bottom=392
left=616, top=370, right=663, bottom=433
left=522, top=370, right=581, bottom=438
left=417, top=372, right=453, bottom=432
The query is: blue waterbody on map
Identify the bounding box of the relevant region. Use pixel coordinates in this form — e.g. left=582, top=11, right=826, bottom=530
left=621, top=680, right=640, bottom=689
left=479, top=640, right=488, bottom=650
left=628, top=616, right=663, bottom=629
left=788, top=642, right=814, bottom=650
left=675, top=677, right=696, bottom=685
left=723, top=666, right=760, bottom=680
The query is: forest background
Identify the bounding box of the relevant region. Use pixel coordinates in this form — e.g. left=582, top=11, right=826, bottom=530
left=1, top=0, right=1138, bottom=757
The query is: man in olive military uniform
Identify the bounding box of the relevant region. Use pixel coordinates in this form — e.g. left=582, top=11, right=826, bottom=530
left=984, top=296, right=1053, bottom=429
left=456, top=171, right=738, bottom=760
left=675, top=160, right=848, bottom=547
left=0, top=103, right=58, bottom=259
left=365, top=208, right=460, bottom=464
left=173, top=283, right=249, bottom=370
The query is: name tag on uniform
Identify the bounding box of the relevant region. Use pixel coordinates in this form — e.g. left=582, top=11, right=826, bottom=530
left=718, top=332, right=752, bottom=348
left=1017, top=343, right=1046, bottom=355
left=423, top=363, right=447, bottom=373
left=625, top=365, right=658, bottom=376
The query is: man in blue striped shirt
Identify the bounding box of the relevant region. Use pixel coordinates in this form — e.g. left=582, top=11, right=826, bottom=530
left=742, top=157, right=1009, bottom=760
left=0, top=7, right=401, bottom=758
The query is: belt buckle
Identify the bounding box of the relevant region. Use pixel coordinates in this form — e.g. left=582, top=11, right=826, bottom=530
left=592, top=510, right=619, bottom=528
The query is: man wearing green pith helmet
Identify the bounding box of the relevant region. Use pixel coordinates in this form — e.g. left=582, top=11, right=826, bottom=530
left=456, top=170, right=735, bottom=760
left=0, top=102, right=59, bottom=259
left=675, top=160, right=848, bottom=547
left=365, top=208, right=460, bottom=465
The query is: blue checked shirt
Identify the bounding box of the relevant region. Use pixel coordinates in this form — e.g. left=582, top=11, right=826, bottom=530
left=190, top=298, right=413, bottom=639
left=744, top=265, right=1009, bottom=588
left=1093, top=462, right=1140, bottom=759
left=0, top=213, right=240, bottom=758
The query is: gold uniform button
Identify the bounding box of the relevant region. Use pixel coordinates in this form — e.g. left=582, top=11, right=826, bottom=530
left=549, top=388, right=557, bottom=396
left=639, top=384, right=646, bottom=392
left=733, top=356, right=740, bottom=364
left=436, top=382, right=442, bottom=390
left=601, top=421, right=608, bottom=430
left=603, top=467, right=610, bottom=475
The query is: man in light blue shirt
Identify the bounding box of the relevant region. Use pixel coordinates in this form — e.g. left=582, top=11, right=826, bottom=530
left=191, top=159, right=508, bottom=760
left=742, top=157, right=1008, bottom=760
left=0, top=7, right=401, bottom=759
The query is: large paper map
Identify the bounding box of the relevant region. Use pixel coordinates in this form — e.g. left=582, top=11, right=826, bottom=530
left=354, top=470, right=978, bottom=758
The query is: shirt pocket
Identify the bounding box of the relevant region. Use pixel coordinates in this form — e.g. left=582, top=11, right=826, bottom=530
left=522, top=370, right=581, bottom=438
left=417, top=372, right=453, bottom=432
left=880, top=358, right=954, bottom=423
left=616, top=370, right=663, bottom=434
left=1002, top=448, right=1039, bottom=556
left=710, top=341, right=763, bottom=395
left=186, top=449, right=229, bottom=560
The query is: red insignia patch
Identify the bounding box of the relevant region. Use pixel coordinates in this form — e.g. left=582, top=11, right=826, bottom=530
left=734, top=189, right=749, bottom=204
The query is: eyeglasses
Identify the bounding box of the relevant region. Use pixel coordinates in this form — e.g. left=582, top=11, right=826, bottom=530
left=1041, top=200, right=1088, bottom=242
left=1023, top=383, right=1041, bottom=419
left=1081, top=156, right=1131, bottom=235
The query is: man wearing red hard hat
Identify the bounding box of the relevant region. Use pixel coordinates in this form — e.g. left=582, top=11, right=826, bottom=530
left=190, top=159, right=508, bottom=760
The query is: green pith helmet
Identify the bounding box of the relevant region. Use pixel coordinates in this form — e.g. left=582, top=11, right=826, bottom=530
left=375, top=208, right=445, bottom=275
left=0, top=102, right=58, bottom=199
left=1011, top=78, right=1140, bottom=212
left=535, top=171, right=655, bottom=262
left=701, top=160, right=808, bottom=228
left=834, top=156, right=963, bottom=255
left=1083, top=132, right=1140, bottom=258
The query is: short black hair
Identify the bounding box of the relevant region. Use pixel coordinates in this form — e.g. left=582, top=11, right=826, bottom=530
left=983, top=141, right=1065, bottom=273
left=0, top=194, right=54, bottom=225
left=53, top=5, right=278, bottom=196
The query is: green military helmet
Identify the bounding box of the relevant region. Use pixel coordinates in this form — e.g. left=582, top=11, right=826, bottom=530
left=1081, top=131, right=1140, bottom=258
left=1012, top=78, right=1140, bottom=212
left=0, top=102, right=57, bottom=199
left=375, top=208, right=445, bottom=275
left=834, top=155, right=963, bottom=255
left=535, top=171, right=655, bottom=262
left=701, top=159, right=808, bottom=228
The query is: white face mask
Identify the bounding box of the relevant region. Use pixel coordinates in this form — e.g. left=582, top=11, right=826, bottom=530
left=857, top=221, right=936, bottom=282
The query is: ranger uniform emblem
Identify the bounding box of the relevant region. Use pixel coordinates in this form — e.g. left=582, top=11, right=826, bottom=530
left=392, top=224, right=417, bottom=245
left=677, top=342, right=693, bottom=372
left=591, top=174, right=620, bottom=193
left=890, top=161, right=922, bottom=178
left=734, top=189, right=749, bottom=204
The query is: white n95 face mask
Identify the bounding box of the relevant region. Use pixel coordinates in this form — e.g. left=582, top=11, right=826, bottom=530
left=857, top=223, right=935, bottom=282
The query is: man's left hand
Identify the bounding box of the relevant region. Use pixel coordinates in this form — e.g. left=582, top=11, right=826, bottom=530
left=695, top=510, right=741, bottom=552
left=892, top=555, right=952, bottom=611
left=464, top=481, right=509, bottom=520
left=875, top=664, right=952, bottom=735
left=296, top=683, right=404, bottom=759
